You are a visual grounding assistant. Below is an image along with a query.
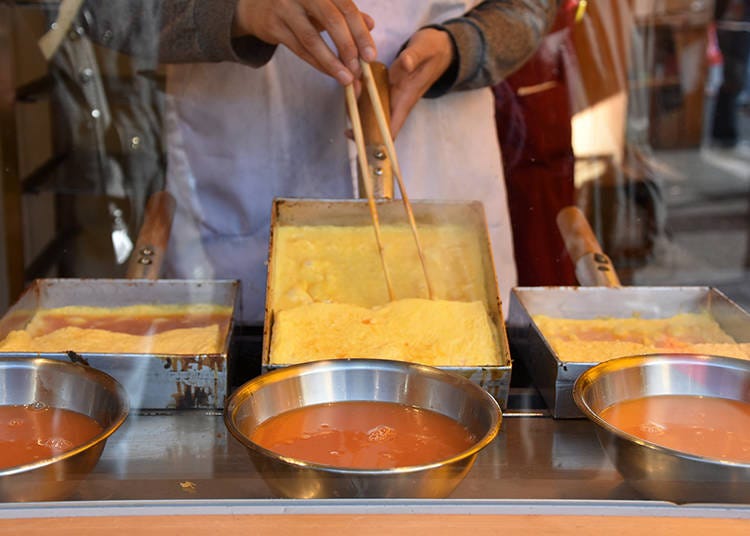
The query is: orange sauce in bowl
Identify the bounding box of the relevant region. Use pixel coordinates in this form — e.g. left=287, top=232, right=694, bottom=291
left=0, top=404, right=103, bottom=469
left=243, top=401, right=476, bottom=469
left=599, top=395, right=750, bottom=463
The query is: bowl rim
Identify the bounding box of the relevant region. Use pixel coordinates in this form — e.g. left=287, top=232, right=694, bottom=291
left=0, top=356, right=130, bottom=477
left=224, top=358, right=502, bottom=475
left=573, top=353, right=750, bottom=468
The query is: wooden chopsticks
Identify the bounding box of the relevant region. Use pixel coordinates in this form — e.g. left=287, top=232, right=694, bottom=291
left=353, top=60, right=435, bottom=300
left=345, top=84, right=396, bottom=301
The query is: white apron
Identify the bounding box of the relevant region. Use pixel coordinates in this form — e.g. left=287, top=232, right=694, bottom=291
left=164, top=0, right=516, bottom=324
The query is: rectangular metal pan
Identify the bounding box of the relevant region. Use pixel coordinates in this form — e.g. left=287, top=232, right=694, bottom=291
left=0, top=278, right=239, bottom=410
left=262, top=198, right=512, bottom=407
left=506, top=285, right=750, bottom=418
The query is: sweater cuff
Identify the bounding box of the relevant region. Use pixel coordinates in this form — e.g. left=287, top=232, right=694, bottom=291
left=438, top=18, right=485, bottom=91
left=422, top=25, right=460, bottom=98
left=231, top=36, right=277, bottom=67
left=194, top=0, right=276, bottom=66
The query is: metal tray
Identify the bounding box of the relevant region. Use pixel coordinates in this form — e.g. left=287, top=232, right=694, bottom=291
left=0, top=279, right=239, bottom=410
left=506, top=286, right=750, bottom=418
left=262, top=198, right=512, bottom=407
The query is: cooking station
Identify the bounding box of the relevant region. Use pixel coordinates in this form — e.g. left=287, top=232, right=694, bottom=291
left=44, top=404, right=653, bottom=503
left=1, top=222, right=749, bottom=523
left=1, top=399, right=749, bottom=522
left=0, top=330, right=749, bottom=536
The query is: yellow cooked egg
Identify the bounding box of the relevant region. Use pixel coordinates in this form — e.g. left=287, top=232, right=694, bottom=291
left=270, top=298, right=500, bottom=367
left=0, top=304, right=231, bottom=355
left=531, top=312, right=748, bottom=362
left=271, top=224, right=490, bottom=310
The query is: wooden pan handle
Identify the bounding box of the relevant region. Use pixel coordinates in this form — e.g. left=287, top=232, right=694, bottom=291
left=556, top=205, right=605, bottom=262
left=126, top=191, right=176, bottom=280
left=356, top=62, right=393, bottom=199
left=556, top=206, right=621, bottom=287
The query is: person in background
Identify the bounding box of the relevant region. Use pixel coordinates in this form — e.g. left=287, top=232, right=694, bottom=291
left=712, top=0, right=750, bottom=148
left=80, top=0, right=558, bottom=323
left=494, top=1, right=578, bottom=286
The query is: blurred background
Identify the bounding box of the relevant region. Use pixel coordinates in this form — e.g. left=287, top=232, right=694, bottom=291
left=1, top=0, right=748, bottom=314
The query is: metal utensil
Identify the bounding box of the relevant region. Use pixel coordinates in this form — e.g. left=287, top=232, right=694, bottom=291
left=0, top=356, right=129, bottom=501
left=224, top=358, right=501, bottom=498
left=263, top=198, right=513, bottom=405
left=508, top=206, right=750, bottom=418
left=507, top=285, right=750, bottom=418
left=0, top=278, right=239, bottom=410
left=573, top=353, right=750, bottom=503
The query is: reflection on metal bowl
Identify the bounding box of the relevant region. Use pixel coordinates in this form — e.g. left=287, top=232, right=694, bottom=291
left=0, top=357, right=129, bottom=502
left=573, top=354, right=750, bottom=503
left=224, top=358, right=502, bottom=498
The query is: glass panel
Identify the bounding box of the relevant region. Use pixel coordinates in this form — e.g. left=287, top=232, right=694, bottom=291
left=0, top=0, right=748, bottom=511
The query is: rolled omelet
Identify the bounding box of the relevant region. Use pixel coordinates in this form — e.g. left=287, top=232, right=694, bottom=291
left=0, top=324, right=222, bottom=355
left=270, top=298, right=500, bottom=367
left=531, top=312, right=749, bottom=362
left=0, top=304, right=231, bottom=355
left=271, top=224, right=489, bottom=311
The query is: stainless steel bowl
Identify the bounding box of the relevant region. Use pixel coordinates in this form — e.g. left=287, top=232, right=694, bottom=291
left=573, top=354, right=750, bottom=503
left=224, top=358, right=502, bottom=498
left=0, top=357, right=129, bottom=501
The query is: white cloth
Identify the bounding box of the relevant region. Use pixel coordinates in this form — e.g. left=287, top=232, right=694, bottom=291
left=164, top=0, right=516, bottom=324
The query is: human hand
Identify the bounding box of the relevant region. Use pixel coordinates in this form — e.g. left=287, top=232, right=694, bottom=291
left=233, top=0, right=377, bottom=85
left=387, top=28, right=454, bottom=138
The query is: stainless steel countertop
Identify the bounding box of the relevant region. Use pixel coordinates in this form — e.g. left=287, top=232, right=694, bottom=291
left=61, top=410, right=620, bottom=502
left=24, top=410, right=684, bottom=501
left=2, top=407, right=750, bottom=519
left=1, top=323, right=748, bottom=517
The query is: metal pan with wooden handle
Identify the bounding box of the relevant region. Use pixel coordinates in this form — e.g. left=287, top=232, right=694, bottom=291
left=509, top=205, right=749, bottom=418
left=262, top=63, right=513, bottom=405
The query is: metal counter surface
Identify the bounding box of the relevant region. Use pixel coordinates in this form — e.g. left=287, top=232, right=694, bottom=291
left=1, top=326, right=749, bottom=518
left=70, top=409, right=626, bottom=502
left=2, top=407, right=744, bottom=503
left=2, top=407, right=750, bottom=520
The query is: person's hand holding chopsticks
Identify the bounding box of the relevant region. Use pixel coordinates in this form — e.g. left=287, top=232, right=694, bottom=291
left=232, top=0, right=377, bottom=85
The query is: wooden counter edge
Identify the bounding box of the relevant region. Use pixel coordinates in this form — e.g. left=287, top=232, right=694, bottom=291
left=1, top=513, right=748, bottom=535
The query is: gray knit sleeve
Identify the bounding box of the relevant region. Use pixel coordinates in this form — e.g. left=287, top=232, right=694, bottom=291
left=432, top=0, right=558, bottom=94
left=83, top=0, right=276, bottom=66
left=82, top=0, right=554, bottom=76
